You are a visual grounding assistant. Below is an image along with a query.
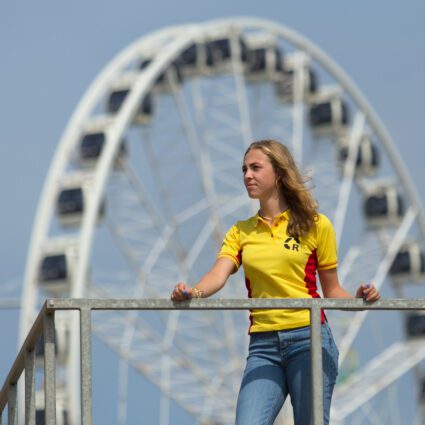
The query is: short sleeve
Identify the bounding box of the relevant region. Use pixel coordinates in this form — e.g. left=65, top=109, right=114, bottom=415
left=217, top=224, right=242, bottom=271
left=316, top=214, right=338, bottom=270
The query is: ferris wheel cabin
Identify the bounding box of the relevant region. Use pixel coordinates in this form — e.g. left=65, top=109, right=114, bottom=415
left=79, top=130, right=127, bottom=168
left=56, top=184, right=105, bottom=228
left=337, top=135, right=380, bottom=176
left=107, top=88, right=153, bottom=120
left=274, top=55, right=318, bottom=103
left=390, top=242, right=425, bottom=283
left=38, top=240, right=78, bottom=295
left=39, top=253, right=70, bottom=294
left=178, top=33, right=248, bottom=77
left=139, top=58, right=183, bottom=93
left=362, top=183, right=404, bottom=227
left=244, top=33, right=283, bottom=82
left=105, top=75, right=153, bottom=125
left=36, top=390, right=69, bottom=425
left=309, top=93, right=350, bottom=137
left=405, top=312, right=425, bottom=338
left=57, top=188, right=84, bottom=224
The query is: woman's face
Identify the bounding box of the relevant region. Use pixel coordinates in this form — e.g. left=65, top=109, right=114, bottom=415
left=242, top=148, right=277, bottom=200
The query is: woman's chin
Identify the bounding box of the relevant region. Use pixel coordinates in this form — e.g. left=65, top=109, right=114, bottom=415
left=246, top=191, right=259, bottom=199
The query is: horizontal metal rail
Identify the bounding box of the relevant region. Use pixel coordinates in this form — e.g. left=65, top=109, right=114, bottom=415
left=42, top=297, right=425, bottom=311
left=1, top=298, right=425, bottom=425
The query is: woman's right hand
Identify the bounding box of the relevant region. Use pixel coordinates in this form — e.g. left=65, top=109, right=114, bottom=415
left=171, top=282, right=192, bottom=301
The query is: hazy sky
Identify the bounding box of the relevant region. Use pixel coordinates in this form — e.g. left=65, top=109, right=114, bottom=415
left=1, top=1, right=425, bottom=423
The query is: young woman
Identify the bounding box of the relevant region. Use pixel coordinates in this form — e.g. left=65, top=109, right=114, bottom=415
left=171, top=140, right=380, bottom=425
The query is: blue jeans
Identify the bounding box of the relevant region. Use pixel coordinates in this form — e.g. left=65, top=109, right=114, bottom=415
left=235, top=323, right=339, bottom=425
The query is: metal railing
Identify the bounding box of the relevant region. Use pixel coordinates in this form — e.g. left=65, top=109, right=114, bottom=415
left=1, top=298, right=425, bottom=425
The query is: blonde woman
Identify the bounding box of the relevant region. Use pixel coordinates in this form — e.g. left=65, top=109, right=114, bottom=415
left=172, top=140, right=380, bottom=425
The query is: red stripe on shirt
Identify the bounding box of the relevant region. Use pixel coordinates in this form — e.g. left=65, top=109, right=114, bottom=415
left=304, top=249, right=325, bottom=323
left=245, top=277, right=254, bottom=334
left=236, top=249, right=242, bottom=266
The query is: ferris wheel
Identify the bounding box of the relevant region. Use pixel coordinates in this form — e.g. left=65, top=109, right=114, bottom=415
left=19, top=17, right=425, bottom=425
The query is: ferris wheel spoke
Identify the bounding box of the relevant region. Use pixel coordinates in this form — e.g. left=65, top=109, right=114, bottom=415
left=90, top=278, right=242, bottom=410
left=136, top=129, right=207, bottom=275
left=90, top=301, right=232, bottom=405
left=372, top=208, right=418, bottom=288
left=140, top=120, right=198, bottom=224
left=305, top=136, right=343, bottom=217
left=200, top=83, right=244, bottom=132
left=174, top=198, right=209, bottom=224
left=107, top=171, right=175, bottom=262
left=106, top=195, right=186, bottom=293
left=337, top=207, right=417, bottom=364
left=291, top=52, right=308, bottom=166
left=330, top=225, right=409, bottom=351
left=117, top=350, right=131, bottom=425
left=385, top=384, right=403, bottom=425
left=168, top=75, right=228, bottom=245
left=333, top=111, right=366, bottom=244
left=117, top=161, right=164, bottom=228
left=359, top=402, right=386, bottom=425
left=189, top=76, right=251, bottom=199
left=332, top=339, right=425, bottom=421
left=91, top=332, right=225, bottom=419
left=230, top=34, right=253, bottom=147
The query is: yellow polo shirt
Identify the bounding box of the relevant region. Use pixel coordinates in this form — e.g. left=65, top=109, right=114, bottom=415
left=218, top=210, right=338, bottom=333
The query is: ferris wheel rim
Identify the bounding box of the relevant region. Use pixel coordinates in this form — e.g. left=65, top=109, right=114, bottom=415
left=22, top=15, right=425, bottom=314
left=207, top=16, right=425, bottom=238
left=73, top=17, right=425, bottom=306
left=19, top=23, right=200, bottom=340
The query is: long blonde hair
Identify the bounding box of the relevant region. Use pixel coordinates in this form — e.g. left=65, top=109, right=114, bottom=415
left=245, top=140, right=318, bottom=238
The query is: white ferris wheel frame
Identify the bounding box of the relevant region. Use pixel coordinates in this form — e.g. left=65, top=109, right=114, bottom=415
left=19, top=16, right=425, bottom=425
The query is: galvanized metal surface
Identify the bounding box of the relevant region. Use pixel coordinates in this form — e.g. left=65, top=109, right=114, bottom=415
left=80, top=309, right=92, bottom=425
left=24, top=349, right=36, bottom=425
left=311, top=305, right=324, bottom=425
left=7, top=384, right=17, bottom=425
left=43, top=313, right=56, bottom=425
left=0, top=305, right=46, bottom=411
left=2, top=298, right=425, bottom=425
left=45, top=297, right=425, bottom=311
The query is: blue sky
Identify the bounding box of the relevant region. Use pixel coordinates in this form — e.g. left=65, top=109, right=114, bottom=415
left=1, top=1, right=425, bottom=423
left=1, top=2, right=424, bottom=287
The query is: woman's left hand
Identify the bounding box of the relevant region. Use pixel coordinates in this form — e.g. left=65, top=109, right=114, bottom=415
left=355, top=283, right=380, bottom=302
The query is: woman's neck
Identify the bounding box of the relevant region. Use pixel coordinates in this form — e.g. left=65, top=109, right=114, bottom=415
left=259, top=198, right=288, bottom=221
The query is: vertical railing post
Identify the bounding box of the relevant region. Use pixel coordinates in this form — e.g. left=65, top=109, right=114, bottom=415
left=7, top=384, right=17, bottom=425
left=310, top=303, right=324, bottom=425
left=43, top=311, right=56, bottom=425
left=24, top=348, right=36, bottom=425
left=80, top=308, right=92, bottom=425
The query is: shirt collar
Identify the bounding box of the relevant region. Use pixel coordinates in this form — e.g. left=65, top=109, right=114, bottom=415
left=255, top=208, right=290, bottom=226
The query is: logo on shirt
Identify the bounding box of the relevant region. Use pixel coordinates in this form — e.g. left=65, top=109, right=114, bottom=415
left=283, top=237, right=300, bottom=251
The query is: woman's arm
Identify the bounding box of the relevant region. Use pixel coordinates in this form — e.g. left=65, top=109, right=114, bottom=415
left=318, top=268, right=380, bottom=301
left=171, top=257, right=237, bottom=301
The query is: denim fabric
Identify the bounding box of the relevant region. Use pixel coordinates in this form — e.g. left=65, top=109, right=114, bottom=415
left=235, top=323, right=339, bottom=425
